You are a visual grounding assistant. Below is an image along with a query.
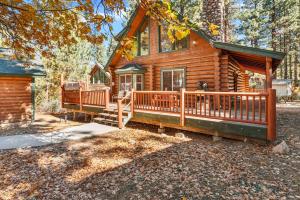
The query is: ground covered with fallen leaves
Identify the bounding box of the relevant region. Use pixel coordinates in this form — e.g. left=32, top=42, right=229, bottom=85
left=0, top=113, right=83, bottom=136
left=0, top=105, right=299, bottom=200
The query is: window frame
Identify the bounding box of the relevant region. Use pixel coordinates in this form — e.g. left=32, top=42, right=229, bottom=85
left=160, top=67, right=186, bottom=91
left=158, top=24, right=189, bottom=53
left=135, top=17, right=150, bottom=57
left=119, top=73, right=144, bottom=91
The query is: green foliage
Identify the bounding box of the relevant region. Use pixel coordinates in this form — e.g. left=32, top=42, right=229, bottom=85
left=35, top=39, right=107, bottom=111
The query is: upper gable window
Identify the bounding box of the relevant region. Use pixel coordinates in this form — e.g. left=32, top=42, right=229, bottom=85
left=158, top=24, right=188, bottom=53
left=132, top=18, right=150, bottom=57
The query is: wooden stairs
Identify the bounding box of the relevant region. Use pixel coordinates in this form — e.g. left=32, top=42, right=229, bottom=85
left=93, top=108, right=132, bottom=127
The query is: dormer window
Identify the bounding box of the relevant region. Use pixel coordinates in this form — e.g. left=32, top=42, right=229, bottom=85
left=132, top=18, right=150, bottom=57
left=158, top=24, right=188, bottom=53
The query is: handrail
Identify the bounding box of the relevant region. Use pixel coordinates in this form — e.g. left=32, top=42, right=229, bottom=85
left=117, top=89, right=134, bottom=129
left=134, top=91, right=180, bottom=94
left=185, top=91, right=268, bottom=95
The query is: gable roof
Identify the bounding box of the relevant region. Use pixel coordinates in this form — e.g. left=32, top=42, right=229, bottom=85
left=115, top=63, right=146, bottom=74
left=0, top=48, right=46, bottom=77
left=0, top=57, right=46, bottom=77
left=105, top=5, right=285, bottom=70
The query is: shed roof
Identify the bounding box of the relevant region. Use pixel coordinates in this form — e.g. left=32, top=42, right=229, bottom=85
left=0, top=58, right=46, bottom=77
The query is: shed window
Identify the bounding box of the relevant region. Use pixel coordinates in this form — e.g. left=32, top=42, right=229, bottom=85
left=159, top=24, right=188, bottom=53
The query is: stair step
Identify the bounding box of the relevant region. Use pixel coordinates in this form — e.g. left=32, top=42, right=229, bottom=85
left=93, top=117, right=118, bottom=126
left=102, top=109, right=129, bottom=116
left=99, top=113, right=118, bottom=119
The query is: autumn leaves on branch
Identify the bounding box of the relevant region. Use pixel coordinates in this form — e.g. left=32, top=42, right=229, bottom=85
left=0, top=0, right=219, bottom=60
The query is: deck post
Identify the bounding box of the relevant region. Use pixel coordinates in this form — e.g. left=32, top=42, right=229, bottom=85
left=180, top=88, right=185, bottom=127
left=266, top=57, right=272, bottom=89
left=267, top=88, right=276, bottom=141
left=117, top=99, right=123, bottom=129
left=131, top=89, right=135, bottom=115
left=105, top=88, right=110, bottom=109
left=79, top=86, right=83, bottom=111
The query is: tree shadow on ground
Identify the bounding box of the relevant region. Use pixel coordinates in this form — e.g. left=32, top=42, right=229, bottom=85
left=0, top=108, right=299, bottom=199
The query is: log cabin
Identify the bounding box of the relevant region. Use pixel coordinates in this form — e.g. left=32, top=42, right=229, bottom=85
left=61, top=3, right=285, bottom=143
left=0, top=48, right=46, bottom=125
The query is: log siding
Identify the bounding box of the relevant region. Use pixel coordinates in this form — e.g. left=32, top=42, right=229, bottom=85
left=0, top=77, right=33, bottom=123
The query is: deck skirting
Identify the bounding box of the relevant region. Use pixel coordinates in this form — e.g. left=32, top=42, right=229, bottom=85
left=131, top=111, right=267, bottom=142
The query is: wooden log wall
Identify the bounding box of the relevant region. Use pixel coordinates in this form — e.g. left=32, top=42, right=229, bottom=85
left=110, top=15, right=220, bottom=94
left=0, top=77, right=32, bottom=123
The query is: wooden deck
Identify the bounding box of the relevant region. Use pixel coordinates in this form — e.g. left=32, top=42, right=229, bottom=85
left=61, top=86, right=276, bottom=142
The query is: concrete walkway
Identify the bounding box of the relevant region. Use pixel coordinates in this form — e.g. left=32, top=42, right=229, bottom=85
left=0, top=123, right=118, bottom=150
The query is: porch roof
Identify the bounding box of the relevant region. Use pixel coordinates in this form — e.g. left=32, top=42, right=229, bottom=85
left=115, top=63, right=146, bottom=74
left=213, top=42, right=285, bottom=74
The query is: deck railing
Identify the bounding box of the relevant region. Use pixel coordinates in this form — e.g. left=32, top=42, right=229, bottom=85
left=62, top=85, right=109, bottom=110
left=184, top=91, right=268, bottom=124
left=132, top=89, right=276, bottom=141
left=134, top=91, right=181, bottom=114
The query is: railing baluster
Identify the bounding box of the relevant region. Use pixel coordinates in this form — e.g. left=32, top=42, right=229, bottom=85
left=246, top=96, right=249, bottom=120
left=223, top=95, right=226, bottom=118
left=240, top=95, right=243, bottom=120
left=213, top=95, right=216, bottom=117
left=234, top=95, right=237, bottom=119
left=252, top=95, right=255, bottom=122
left=259, top=95, right=262, bottom=122
left=229, top=95, right=232, bottom=119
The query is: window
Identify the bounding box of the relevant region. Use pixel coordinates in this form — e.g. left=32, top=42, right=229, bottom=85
left=132, top=18, right=150, bottom=57
left=120, top=74, right=132, bottom=91
left=135, top=74, right=143, bottom=90
left=119, top=74, right=143, bottom=91
left=233, top=72, right=238, bottom=92
left=159, top=24, right=188, bottom=53
left=161, top=68, right=185, bottom=91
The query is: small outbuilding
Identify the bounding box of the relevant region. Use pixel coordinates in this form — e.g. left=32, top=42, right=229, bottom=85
left=272, top=79, right=292, bottom=98
left=0, top=49, right=46, bottom=125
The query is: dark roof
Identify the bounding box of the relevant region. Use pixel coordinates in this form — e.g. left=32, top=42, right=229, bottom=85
left=213, top=42, right=286, bottom=60
left=0, top=58, right=46, bottom=77
left=105, top=5, right=285, bottom=70
left=115, top=63, right=146, bottom=74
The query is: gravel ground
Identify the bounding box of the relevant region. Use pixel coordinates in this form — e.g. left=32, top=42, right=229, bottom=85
left=0, top=106, right=299, bottom=200
left=0, top=113, right=84, bottom=136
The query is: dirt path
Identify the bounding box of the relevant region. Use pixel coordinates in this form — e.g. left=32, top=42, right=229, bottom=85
left=0, top=106, right=299, bottom=199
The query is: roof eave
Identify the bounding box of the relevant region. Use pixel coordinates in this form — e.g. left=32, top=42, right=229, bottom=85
left=104, top=5, right=141, bottom=70
left=213, top=41, right=286, bottom=60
